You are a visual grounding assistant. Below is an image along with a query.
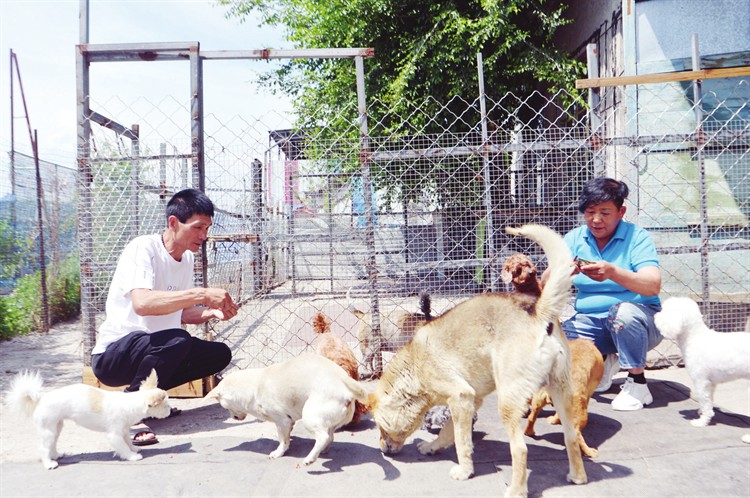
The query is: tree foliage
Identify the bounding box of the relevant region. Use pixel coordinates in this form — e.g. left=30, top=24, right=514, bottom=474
left=219, top=0, right=585, bottom=135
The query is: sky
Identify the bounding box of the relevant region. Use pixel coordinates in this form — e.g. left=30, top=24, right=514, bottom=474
left=0, top=0, right=295, bottom=175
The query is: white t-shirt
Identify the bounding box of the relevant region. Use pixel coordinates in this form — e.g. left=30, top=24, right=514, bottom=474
left=92, top=234, right=194, bottom=354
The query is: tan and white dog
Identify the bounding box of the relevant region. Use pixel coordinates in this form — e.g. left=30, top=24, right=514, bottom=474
left=208, top=353, right=368, bottom=465
left=368, top=224, right=586, bottom=498
left=5, top=369, right=170, bottom=469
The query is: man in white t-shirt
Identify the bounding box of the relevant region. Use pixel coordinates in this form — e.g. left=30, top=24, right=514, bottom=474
left=92, top=188, right=238, bottom=445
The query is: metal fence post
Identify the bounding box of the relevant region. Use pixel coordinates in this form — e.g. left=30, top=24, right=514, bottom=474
left=477, top=52, right=496, bottom=291
left=355, top=55, right=383, bottom=375
left=691, top=34, right=711, bottom=314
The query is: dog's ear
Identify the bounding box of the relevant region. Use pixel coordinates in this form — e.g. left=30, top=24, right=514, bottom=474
left=148, top=391, right=167, bottom=408
left=140, top=369, right=159, bottom=390
left=500, top=269, right=512, bottom=284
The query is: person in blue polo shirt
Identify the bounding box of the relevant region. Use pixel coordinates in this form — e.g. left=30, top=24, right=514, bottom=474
left=547, top=177, right=663, bottom=411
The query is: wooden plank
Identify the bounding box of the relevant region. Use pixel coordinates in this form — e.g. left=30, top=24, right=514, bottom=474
left=576, top=66, right=750, bottom=89
left=82, top=366, right=205, bottom=398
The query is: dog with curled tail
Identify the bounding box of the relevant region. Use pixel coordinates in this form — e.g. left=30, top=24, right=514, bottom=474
left=5, top=369, right=170, bottom=469
left=369, top=224, right=587, bottom=498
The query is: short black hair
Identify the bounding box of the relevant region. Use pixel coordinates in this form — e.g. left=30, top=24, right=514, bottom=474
left=166, top=188, right=214, bottom=223
left=578, top=177, right=629, bottom=213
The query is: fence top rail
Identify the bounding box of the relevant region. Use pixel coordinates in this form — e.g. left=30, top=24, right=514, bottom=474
left=79, top=43, right=374, bottom=63
left=201, top=48, right=375, bottom=60
left=576, top=66, right=750, bottom=89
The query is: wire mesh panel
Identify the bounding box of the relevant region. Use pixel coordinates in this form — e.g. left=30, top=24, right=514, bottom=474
left=76, top=76, right=750, bottom=375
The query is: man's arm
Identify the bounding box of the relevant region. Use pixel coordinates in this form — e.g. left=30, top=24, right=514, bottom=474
left=131, top=287, right=238, bottom=319
left=579, top=263, right=661, bottom=296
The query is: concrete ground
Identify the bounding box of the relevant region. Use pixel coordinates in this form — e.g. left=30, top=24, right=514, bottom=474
left=1, top=320, right=749, bottom=498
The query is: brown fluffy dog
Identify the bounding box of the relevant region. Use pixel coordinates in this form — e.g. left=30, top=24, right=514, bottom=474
left=501, top=253, right=542, bottom=297
left=312, top=312, right=367, bottom=425
left=524, top=338, right=604, bottom=457
left=349, top=292, right=431, bottom=376
left=368, top=224, right=587, bottom=498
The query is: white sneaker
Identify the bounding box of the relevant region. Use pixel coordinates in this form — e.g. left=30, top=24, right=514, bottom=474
left=595, top=353, right=620, bottom=393
left=612, top=377, right=653, bottom=411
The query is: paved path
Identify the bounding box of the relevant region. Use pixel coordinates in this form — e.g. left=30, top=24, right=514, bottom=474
left=1, top=320, right=748, bottom=497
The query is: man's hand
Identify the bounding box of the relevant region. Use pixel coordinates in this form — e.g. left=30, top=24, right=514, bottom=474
left=202, top=288, right=238, bottom=320
left=578, top=260, right=613, bottom=282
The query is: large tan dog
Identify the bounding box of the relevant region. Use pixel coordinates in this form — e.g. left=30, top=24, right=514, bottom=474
left=524, top=338, right=604, bottom=458
left=368, top=224, right=586, bottom=498
left=208, top=353, right=368, bottom=466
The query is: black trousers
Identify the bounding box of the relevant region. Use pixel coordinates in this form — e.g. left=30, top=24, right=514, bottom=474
left=92, top=328, right=231, bottom=392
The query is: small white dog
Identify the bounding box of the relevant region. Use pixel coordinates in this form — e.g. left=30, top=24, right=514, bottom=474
left=5, top=369, right=171, bottom=469
left=655, top=297, right=750, bottom=428
left=208, top=353, right=368, bottom=465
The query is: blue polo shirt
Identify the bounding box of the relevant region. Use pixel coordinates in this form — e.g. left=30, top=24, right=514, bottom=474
left=564, top=221, right=661, bottom=316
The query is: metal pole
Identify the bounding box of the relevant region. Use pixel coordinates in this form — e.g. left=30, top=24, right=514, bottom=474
left=251, top=158, right=263, bottom=294
left=691, top=34, right=710, bottom=314
left=477, top=52, right=496, bottom=291
left=33, top=130, right=49, bottom=332
left=130, top=124, right=140, bottom=237
left=76, top=42, right=96, bottom=364
left=9, top=50, right=17, bottom=240
left=586, top=43, right=605, bottom=177
left=327, top=175, right=334, bottom=292
left=355, top=55, right=382, bottom=375
left=79, top=0, right=89, bottom=44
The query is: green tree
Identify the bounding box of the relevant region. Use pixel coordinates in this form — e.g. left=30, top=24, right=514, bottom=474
left=219, top=0, right=584, bottom=137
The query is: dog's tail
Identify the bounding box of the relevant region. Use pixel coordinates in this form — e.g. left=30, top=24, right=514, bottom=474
left=505, top=224, right=572, bottom=328
left=312, top=312, right=331, bottom=334
left=4, top=370, right=44, bottom=417
left=419, top=291, right=432, bottom=322
left=340, top=374, right=369, bottom=405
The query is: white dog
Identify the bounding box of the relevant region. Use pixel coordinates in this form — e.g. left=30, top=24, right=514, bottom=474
left=654, top=297, right=750, bottom=429
left=5, top=369, right=171, bottom=469
left=208, top=353, right=368, bottom=465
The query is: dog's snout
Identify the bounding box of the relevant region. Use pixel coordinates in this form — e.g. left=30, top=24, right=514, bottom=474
left=379, top=436, right=404, bottom=455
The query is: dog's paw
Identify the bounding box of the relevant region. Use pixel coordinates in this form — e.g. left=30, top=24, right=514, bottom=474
left=42, top=459, right=59, bottom=470
left=269, top=449, right=286, bottom=460
left=567, top=470, right=587, bottom=485
left=417, top=440, right=439, bottom=455
left=449, top=464, right=474, bottom=481
left=125, top=453, right=143, bottom=462
left=691, top=418, right=710, bottom=427
left=302, top=456, right=317, bottom=466
left=504, top=486, right=527, bottom=498
left=582, top=446, right=599, bottom=458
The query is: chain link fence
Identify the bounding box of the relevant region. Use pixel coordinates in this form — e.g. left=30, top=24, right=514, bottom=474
left=0, top=151, right=77, bottom=329
left=76, top=75, right=749, bottom=376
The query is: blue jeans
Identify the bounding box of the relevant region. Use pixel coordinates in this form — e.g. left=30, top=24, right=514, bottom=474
left=562, top=302, right=663, bottom=370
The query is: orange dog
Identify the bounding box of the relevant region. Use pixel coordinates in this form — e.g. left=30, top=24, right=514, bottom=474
left=501, top=253, right=542, bottom=297
left=312, top=312, right=367, bottom=425
left=524, top=338, right=604, bottom=457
